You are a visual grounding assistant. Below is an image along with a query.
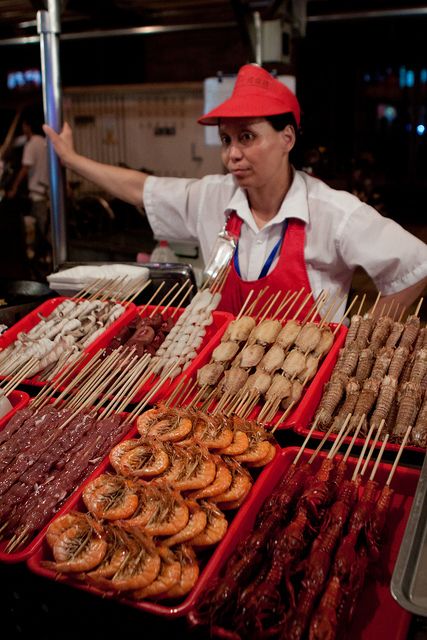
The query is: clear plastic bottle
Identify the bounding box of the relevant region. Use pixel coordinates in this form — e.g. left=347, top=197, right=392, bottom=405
left=149, top=239, right=177, bottom=263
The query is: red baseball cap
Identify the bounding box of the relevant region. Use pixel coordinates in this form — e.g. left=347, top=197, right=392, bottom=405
left=198, top=64, right=300, bottom=126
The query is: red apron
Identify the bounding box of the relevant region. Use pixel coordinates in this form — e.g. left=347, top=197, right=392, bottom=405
left=218, top=211, right=321, bottom=321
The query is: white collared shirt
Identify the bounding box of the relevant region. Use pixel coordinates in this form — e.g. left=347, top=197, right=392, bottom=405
left=143, top=169, right=427, bottom=320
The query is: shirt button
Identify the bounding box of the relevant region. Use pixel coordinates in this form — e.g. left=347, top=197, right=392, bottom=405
left=257, top=239, right=263, bottom=245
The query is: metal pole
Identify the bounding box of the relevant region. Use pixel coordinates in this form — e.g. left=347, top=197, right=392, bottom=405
left=37, top=1, right=67, bottom=269
left=253, top=11, right=263, bottom=66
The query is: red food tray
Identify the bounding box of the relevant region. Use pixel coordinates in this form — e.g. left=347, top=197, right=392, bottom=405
left=27, top=431, right=278, bottom=617
left=168, top=321, right=347, bottom=430
left=129, top=305, right=233, bottom=404
left=0, top=389, right=30, bottom=429
left=0, top=406, right=135, bottom=564
left=185, top=446, right=417, bottom=640
left=0, top=297, right=137, bottom=388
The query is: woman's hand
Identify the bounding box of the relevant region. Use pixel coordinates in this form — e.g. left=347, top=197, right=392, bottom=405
left=43, top=121, right=76, bottom=168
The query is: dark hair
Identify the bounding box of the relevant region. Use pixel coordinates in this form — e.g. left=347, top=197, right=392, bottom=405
left=265, top=112, right=299, bottom=136
left=22, top=107, right=44, bottom=135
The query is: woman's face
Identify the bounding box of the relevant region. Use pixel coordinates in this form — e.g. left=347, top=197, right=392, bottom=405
left=219, top=117, right=293, bottom=189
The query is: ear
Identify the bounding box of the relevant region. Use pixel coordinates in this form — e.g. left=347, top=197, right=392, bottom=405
left=280, top=124, right=296, bottom=153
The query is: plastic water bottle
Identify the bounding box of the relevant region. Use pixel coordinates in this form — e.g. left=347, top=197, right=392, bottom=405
left=149, top=240, right=177, bottom=263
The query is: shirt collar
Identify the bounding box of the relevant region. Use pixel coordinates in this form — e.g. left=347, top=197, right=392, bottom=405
left=225, top=169, right=309, bottom=233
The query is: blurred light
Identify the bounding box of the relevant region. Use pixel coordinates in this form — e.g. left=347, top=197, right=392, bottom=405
left=363, top=73, right=371, bottom=82
left=399, top=66, right=406, bottom=88
left=378, top=103, right=397, bottom=123
left=416, top=124, right=425, bottom=135
left=421, top=69, right=427, bottom=84
left=405, top=123, right=412, bottom=132
left=406, top=69, right=415, bottom=87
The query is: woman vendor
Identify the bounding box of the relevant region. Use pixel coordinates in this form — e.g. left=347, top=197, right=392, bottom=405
left=43, top=64, right=427, bottom=319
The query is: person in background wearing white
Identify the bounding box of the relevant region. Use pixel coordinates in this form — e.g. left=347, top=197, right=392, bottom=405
left=43, top=64, right=427, bottom=319
left=8, top=110, right=49, bottom=261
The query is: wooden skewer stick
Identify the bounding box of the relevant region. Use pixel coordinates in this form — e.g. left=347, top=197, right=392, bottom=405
left=328, top=413, right=353, bottom=459
left=369, top=291, right=382, bottom=317
left=201, top=386, right=218, bottom=411
left=180, top=378, right=199, bottom=407
left=149, top=282, right=180, bottom=316
left=259, top=291, right=281, bottom=323
left=355, top=292, right=366, bottom=317
left=351, top=417, right=375, bottom=481
left=398, top=305, right=407, bottom=323
left=1, top=357, right=39, bottom=394
left=72, top=277, right=102, bottom=300
left=97, top=355, right=144, bottom=416
left=332, top=294, right=359, bottom=336
left=50, top=349, right=114, bottom=407
left=270, top=400, right=296, bottom=434
left=292, top=415, right=322, bottom=465
left=236, top=289, right=255, bottom=320
left=65, top=348, right=126, bottom=409
left=171, top=284, right=194, bottom=318
left=106, top=355, right=154, bottom=415
left=369, top=434, right=390, bottom=482
left=124, top=278, right=152, bottom=305
left=138, top=281, right=166, bottom=315
left=209, top=263, right=228, bottom=294
left=255, top=292, right=276, bottom=321
left=320, top=293, right=346, bottom=328
left=272, top=290, right=297, bottom=321
left=280, top=287, right=305, bottom=322
left=289, top=291, right=312, bottom=323
left=246, top=287, right=269, bottom=316
left=307, top=420, right=341, bottom=464
left=386, top=425, right=412, bottom=486
left=165, top=377, right=187, bottom=407
left=162, top=279, right=193, bottom=314
left=414, top=297, right=424, bottom=318
left=360, top=420, right=385, bottom=477
left=342, top=415, right=365, bottom=463
left=123, top=361, right=181, bottom=424
left=215, top=264, right=232, bottom=294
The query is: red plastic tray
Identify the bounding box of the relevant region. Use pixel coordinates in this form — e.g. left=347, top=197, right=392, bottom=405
left=0, top=389, right=30, bottom=429
left=27, top=432, right=278, bottom=617
left=0, top=406, right=135, bottom=564
left=0, top=297, right=137, bottom=388
left=185, top=446, right=417, bottom=639
left=168, top=321, right=347, bottom=430
left=292, top=364, right=425, bottom=454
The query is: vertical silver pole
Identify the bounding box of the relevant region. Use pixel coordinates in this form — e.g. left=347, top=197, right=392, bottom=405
left=37, top=1, right=67, bottom=269
left=253, top=11, right=263, bottom=66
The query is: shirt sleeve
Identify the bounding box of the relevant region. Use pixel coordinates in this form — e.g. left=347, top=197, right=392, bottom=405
left=337, top=203, right=427, bottom=295
left=143, top=175, right=202, bottom=242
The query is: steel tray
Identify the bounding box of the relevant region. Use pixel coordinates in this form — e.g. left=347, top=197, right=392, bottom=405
left=391, top=453, right=427, bottom=616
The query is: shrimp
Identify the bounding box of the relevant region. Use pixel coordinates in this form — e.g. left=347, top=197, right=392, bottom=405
left=87, top=524, right=128, bottom=580
left=82, top=474, right=139, bottom=520
left=46, top=512, right=84, bottom=549
left=109, top=439, right=142, bottom=473
left=163, top=500, right=208, bottom=547
left=212, top=458, right=252, bottom=505
left=131, top=546, right=181, bottom=599
left=234, top=439, right=271, bottom=464
left=163, top=443, right=217, bottom=491
left=193, top=413, right=234, bottom=450
left=116, top=440, right=170, bottom=478
left=99, top=529, right=161, bottom=591
left=158, top=545, right=199, bottom=598
left=188, top=459, right=233, bottom=500
left=137, top=405, right=193, bottom=442
left=216, top=427, right=249, bottom=456
left=191, top=501, right=228, bottom=547
left=44, top=512, right=107, bottom=573
left=246, top=442, right=277, bottom=468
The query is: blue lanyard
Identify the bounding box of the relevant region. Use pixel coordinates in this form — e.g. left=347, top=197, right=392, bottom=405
left=233, top=220, right=288, bottom=279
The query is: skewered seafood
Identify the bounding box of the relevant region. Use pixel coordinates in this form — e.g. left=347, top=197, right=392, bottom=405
left=314, top=327, right=334, bottom=359
left=132, top=546, right=181, bottom=599
left=409, top=348, right=427, bottom=384
left=385, top=321, right=404, bottom=349
left=329, top=378, right=360, bottom=433
left=236, top=343, right=265, bottom=369
left=411, top=390, right=427, bottom=447
left=220, top=368, right=250, bottom=395
left=355, top=315, right=374, bottom=350
left=387, top=346, right=410, bottom=380
left=315, top=372, right=347, bottom=429
left=193, top=414, right=234, bottom=450
left=158, top=545, right=199, bottom=598
left=43, top=512, right=108, bottom=573
left=282, top=348, right=307, bottom=379
left=334, top=344, right=359, bottom=377
left=258, top=343, right=286, bottom=374
left=191, top=500, right=228, bottom=547
left=162, top=443, right=217, bottom=491
left=295, top=323, right=322, bottom=354
left=348, top=377, right=381, bottom=434
left=265, top=374, right=292, bottom=404
left=189, top=459, right=233, bottom=500
left=248, top=319, right=282, bottom=346
left=369, top=375, right=397, bottom=431
left=223, top=316, right=256, bottom=343
left=400, top=314, right=420, bottom=349
left=355, top=347, right=374, bottom=383
left=196, top=362, right=225, bottom=387
left=211, top=341, right=240, bottom=364
left=243, top=370, right=272, bottom=395
left=276, top=319, right=301, bottom=350
left=109, top=439, right=170, bottom=478
left=163, top=500, right=207, bottom=547
left=136, top=406, right=193, bottom=442
left=344, top=314, right=361, bottom=345
left=282, top=379, right=304, bottom=410
left=392, top=381, right=422, bottom=440
left=82, top=474, right=139, bottom=520
left=369, top=316, right=393, bottom=351
left=370, top=347, right=394, bottom=380
left=299, top=353, right=319, bottom=384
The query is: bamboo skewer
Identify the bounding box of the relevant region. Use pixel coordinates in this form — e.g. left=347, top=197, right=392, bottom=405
left=414, top=297, right=424, bottom=318
left=139, top=282, right=166, bottom=314
left=280, top=287, right=305, bottom=322
left=292, top=415, right=322, bottom=465
left=386, top=425, right=412, bottom=486
left=170, top=285, right=194, bottom=318
left=165, top=377, right=187, bottom=407
left=246, top=287, right=269, bottom=316
left=149, top=282, right=180, bottom=316
left=333, top=294, right=359, bottom=336
left=369, top=434, right=390, bottom=481
left=351, top=418, right=375, bottom=481
left=360, top=420, right=385, bottom=477
left=236, top=290, right=255, bottom=320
